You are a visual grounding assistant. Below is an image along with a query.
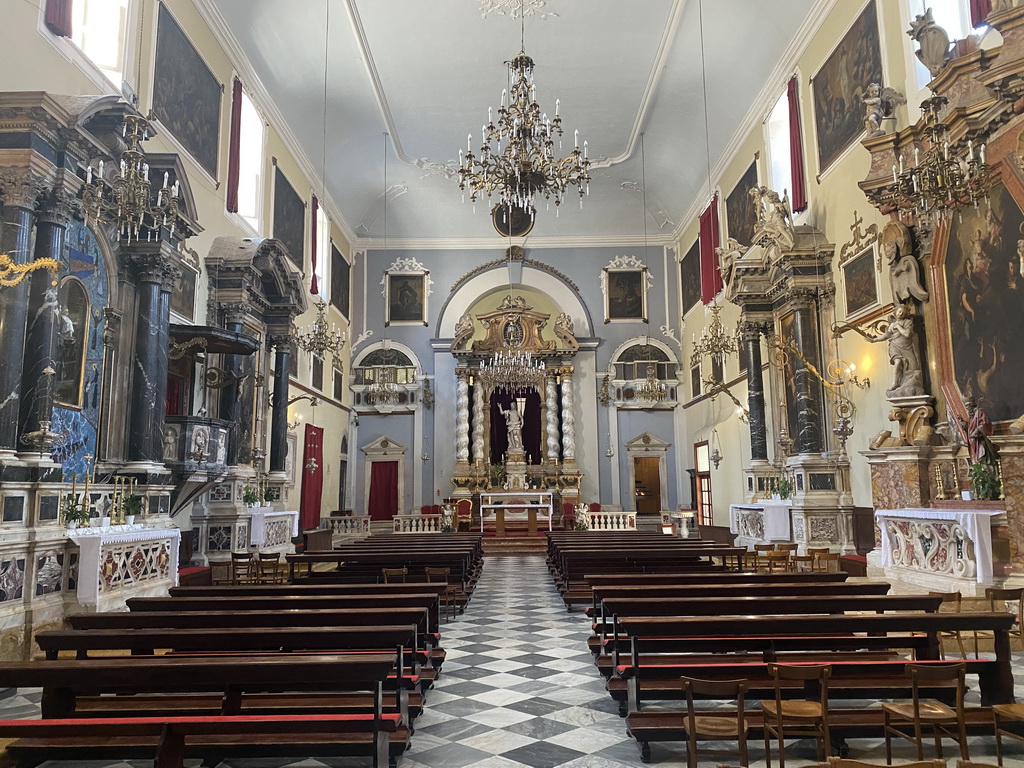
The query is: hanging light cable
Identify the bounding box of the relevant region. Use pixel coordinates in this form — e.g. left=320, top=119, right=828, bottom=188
left=634, top=133, right=666, bottom=404
left=367, top=133, right=400, bottom=407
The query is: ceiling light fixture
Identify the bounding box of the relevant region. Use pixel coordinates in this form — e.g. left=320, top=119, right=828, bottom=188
left=457, top=13, right=591, bottom=224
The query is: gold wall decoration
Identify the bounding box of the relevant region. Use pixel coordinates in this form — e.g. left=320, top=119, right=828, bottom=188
left=0, top=253, right=59, bottom=288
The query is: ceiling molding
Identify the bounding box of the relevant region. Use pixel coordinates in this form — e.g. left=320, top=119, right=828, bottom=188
left=191, top=0, right=360, bottom=248
left=357, top=234, right=675, bottom=251
left=669, top=0, right=839, bottom=244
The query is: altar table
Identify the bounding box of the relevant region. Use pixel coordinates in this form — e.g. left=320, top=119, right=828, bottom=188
left=479, top=492, right=553, bottom=536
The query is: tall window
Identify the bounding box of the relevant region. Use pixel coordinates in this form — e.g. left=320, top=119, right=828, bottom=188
left=694, top=441, right=713, bottom=525
left=70, top=0, right=130, bottom=88
left=765, top=90, right=791, bottom=197
left=236, top=89, right=264, bottom=231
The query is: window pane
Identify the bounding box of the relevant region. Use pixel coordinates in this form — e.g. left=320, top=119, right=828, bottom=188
left=237, top=90, right=263, bottom=229
left=766, top=90, right=791, bottom=195
left=695, top=443, right=710, bottom=473
left=72, top=0, right=129, bottom=87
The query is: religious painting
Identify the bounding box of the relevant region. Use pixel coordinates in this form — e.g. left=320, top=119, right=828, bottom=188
left=778, top=311, right=800, bottom=443
left=811, top=0, right=883, bottom=173
left=152, top=4, right=221, bottom=178
left=943, top=181, right=1024, bottom=422
left=53, top=278, right=90, bottom=408
left=604, top=268, right=647, bottom=323
left=385, top=273, right=427, bottom=326
left=690, top=363, right=702, bottom=400
left=170, top=264, right=198, bottom=321
left=680, top=240, right=701, bottom=316
left=842, top=245, right=881, bottom=320
left=273, top=167, right=306, bottom=270
left=726, top=161, right=759, bottom=247
left=331, top=244, right=350, bottom=319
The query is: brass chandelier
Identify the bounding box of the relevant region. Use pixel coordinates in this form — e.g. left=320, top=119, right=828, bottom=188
left=476, top=349, right=546, bottom=395
left=689, top=303, right=739, bottom=378
left=295, top=299, right=346, bottom=359
left=890, top=95, right=989, bottom=224
left=457, top=16, right=591, bottom=220
left=635, top=363, right=667, bottom=403
left=82, top=115, right=188, bottom=243
left=365, top=366, right=400, bottom=406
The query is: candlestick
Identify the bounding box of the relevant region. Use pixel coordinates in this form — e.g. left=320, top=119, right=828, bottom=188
left=934, top=465, right=946, bottom=500
left=951, top=459, right=960, bottom=491
left=996, top=460, right=1005, bottom=501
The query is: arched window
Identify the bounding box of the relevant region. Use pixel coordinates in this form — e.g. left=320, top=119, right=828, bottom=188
left=353, top=348, right=416, bottom=387
left=53, top=278, right=90, bottom=407
left=614, top=343, right=675, bottom=382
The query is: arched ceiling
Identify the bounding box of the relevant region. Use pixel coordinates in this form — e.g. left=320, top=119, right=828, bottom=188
left=205, top=0, right=820, bottom=245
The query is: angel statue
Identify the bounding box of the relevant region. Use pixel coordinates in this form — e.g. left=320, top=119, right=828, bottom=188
left=862, top=83, right=906, bottom=139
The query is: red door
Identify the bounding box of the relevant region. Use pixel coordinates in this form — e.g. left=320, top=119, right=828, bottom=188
left=368, top=460, right=398, bottom=520
left=299, top=424, right=324, bottom=531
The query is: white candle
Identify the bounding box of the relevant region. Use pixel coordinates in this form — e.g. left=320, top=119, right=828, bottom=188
left=893, top=165, right=898, bottom=184
left=583, top=140, right=588, bottom=159
left=899, top=156, right=904, bottom=174
left=555, top=99, right=560, bottom=116
left=980, top=143, right=986, bottom=163
left=914, top=147, right=920, bottom=166
left=163, top=171, right=169, bottom=188
left=98, top=160, right=103, bottom=178
left=86, top=166, right=93, bottom=184
left=574, top=129, right=579, bottom=148
left=488, top=107, right=492, bottom=124
left=468, top=133, right=472, bottom=151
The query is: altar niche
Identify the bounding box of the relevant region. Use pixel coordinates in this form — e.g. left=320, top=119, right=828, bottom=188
left=488, top=389, right=542, bottom=466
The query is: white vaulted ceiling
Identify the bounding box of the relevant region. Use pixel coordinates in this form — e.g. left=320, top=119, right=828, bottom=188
left=204, top=0, right=820, bottom=245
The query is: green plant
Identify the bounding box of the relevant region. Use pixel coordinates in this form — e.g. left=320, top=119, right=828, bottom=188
left=489, top=463, right=506, bottom=488
left=242, top=485, right=261, bottom=506
left=263, top=484, right=276, bottom=503
left=122, top=494, right=144, bottom=518
left=969, top=462, right=1001, bottom=501
left=776, top=477, right=794, bottom=500
left=60, top=495, right=90, bottom=526
left=574, top=517, right=589, bottom=531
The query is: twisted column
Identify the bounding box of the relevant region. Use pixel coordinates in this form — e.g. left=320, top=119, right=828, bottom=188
left=545, top=373, right=560, bottom=462
left=471, top=376, right=485, bottom=464
left=455, top=369, right=470, bottom=464
left=560, top=367, right=576, bottom=462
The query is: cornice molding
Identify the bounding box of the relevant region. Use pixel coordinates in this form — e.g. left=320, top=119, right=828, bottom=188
left=357, top=234, right=676, bottom=251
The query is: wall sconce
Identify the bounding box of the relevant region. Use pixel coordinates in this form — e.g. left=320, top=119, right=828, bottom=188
left=288, top=413, right=302, bottom=432
left=421, top=436, right=431, bottom=462
left=735, top=406, right=749, bottom=425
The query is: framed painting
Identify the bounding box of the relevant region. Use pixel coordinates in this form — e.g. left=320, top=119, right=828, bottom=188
left=942, top=181, right=1024, bottom=422
left=690, top=363, right=702, bottom=400
left=726, top=161, right=759, bottom=247
left=53, top=278, right=90, bottom=408
left=811, top=0, right=883, bottom=173
left=331, top=244, right=350, bottom=319
left=170, top=264, right=198, bottom=321
left=152, top=4, right=221, bottom=178
left=273, top=167, right=306, bottom=271
left=842, top=244, right=881, bottom=320
left=386, top=273, right=427, bottom=326
left=604, top=268, right=647, bottom=323
left=680, top=240, right=701, bottom=316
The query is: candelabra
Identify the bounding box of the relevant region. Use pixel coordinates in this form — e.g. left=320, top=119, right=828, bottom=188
left=294, top=299, right=346, bottom=359
left=365, top=367, right=400, bottom=406
left=690, top=303, right=739, bottom=371
left=476, top=350, right=546, bottom=395
left=81, top=115, right=189, bottom=243
left=635, top=363, right=667, bottom=403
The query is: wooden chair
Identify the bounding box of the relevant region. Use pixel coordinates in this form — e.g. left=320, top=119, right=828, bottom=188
left=928, top=591, right=967, bottom=660
left=753, top=544, right=775, bottom=572
left=816, top=760, right=944, bottom=768
left=561, top=502, right=576, bottom=531
left=774, top=543, right=798, bottom=553
left=993, top=702, right=1024, bottom=766
left=765, top=550, right=791, bottom=573
left=761, top=663, right=831, bottom=768
left=807, top=547, right=831, bottom=571
left=230, top=552, right=254, bottom=585
left=425, top=566, right=458, bottom=622
left=791, top=554, right=815, bottom=572
left=256, top=552, right=282, bottom=584
left=973, top=587, right=1023, bottom=658
left=381, top=567, right=408, bottom=584
left=814, top=552, right=841, bottom=573
left=680, top=676, right=749, bottom=768
left=883, top=662, right=969, bottom=761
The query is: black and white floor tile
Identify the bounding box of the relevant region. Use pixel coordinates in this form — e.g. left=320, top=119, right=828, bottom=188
left=5, top=555, right=1023, bottom=767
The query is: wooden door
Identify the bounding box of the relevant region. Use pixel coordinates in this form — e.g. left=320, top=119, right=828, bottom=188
left=633, top=456, right=661, bottom=515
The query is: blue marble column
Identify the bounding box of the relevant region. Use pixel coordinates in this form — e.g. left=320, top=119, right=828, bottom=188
left=743, top=325, right=768, bottom=462
left=791, top=304, right=823, bottom=455
left=18, top=195, right=71, bottom=446
left=0, top=173, right=41, bottom=453
left=269, top=336, right=291, bottom=473
left=127, top=246, right=177, bottom=463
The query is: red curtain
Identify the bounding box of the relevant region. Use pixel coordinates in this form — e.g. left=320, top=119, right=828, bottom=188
left=299, top=424, right=324, bottom=530
left=970, top=0, right=992, bottom=27
left=310, top=195, right=320, bottom=294
left=368, top=460, right=398, bottom=520
left=45, top=0, right=72, bottom=37
left=787, top=76, right=808, bottom=214
left=165, top=375, right=184, bottom=416
left=225, top=77, right=243, bottom=214
left=699, top=195, right=721, bottom=304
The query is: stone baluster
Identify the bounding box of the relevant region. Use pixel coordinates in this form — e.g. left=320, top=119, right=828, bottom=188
left=742, top=322, right=768, bottom=462
left=471, top=374, right=485, bottom=464
left=560, top=367, right=576, bottom=462
left=455, top=369, right=470, bottom=465
left=545, top=372, right=560, bottom=463
left=268, top=334, right=292, bottom=474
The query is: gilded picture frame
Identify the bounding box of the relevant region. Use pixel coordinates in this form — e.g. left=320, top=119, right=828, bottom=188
left=842, top=244, right=882, bottom=321
left=604, top=267, right=648, bottom=323
left=385, top=272, right=428, bottom=327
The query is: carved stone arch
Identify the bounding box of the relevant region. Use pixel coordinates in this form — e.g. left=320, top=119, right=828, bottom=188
left=352, top=341, right=420, bottom=370
left=608, top=336, right=678, bottom=370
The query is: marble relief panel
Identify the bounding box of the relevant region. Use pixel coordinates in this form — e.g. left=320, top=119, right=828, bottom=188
left=998, top=453, right=1024, bottom=574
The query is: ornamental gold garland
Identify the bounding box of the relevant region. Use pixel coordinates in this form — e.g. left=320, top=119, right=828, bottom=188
left=0, top=253, right=59, bottom=287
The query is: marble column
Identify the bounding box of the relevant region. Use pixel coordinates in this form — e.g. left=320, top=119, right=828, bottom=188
left=269, top=335, right=291, bottom=474
left=560, top=367, right=576, bottom=462
left=18, top=193, right=71, bottom=448
left=218, top=302, right=247, bottom=466
left=791, top=303, right=823, bottom=455
left=471, top=376, right=485, bottom=465
left=545, top=372, right=560, bottom=463
left=0, top=171, right=42, bottom=453
left=455, top=369, right=470, bottom=466
left=743, top=324, right=768, bottom=462
left=127, top=246, right=177, bottom=463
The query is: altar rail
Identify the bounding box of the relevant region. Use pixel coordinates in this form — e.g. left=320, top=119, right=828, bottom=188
left=393, top=514, right=448, bottom=533
left=320, top=516, right=371, bottom=540
left=69, top=527, right=180, bottom=607
left=586, top=511, right=637, bottom=531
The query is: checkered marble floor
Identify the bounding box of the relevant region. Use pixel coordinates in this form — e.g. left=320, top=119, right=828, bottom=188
left=3, top=555, right=1023, bottom=767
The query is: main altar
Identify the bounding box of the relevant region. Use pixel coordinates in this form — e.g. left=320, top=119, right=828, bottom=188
left=448, top=295, right=584, bottom=515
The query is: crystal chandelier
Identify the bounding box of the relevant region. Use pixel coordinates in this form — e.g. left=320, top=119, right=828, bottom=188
left=635, top=363, right=667, bottom=403
left=476, top=349, right=546, bottom=394
left=689, top=303, right=739, bottom=373
left=295, top=299, right=346, bottom=359
left=82, top=115, right=188, bottom=243
left=457, top=16, right=591, bottom=220
left=365, top=366, right=400, bottom=406
left=890, top=95, right=989, bottom=224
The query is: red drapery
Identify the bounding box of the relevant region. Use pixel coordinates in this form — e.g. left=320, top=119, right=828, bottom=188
left=488, top=389, right=543, bottom=465
left=165, top=375, right=184, bottom=416
left=310, top=195, right=319, bottom=294
left=970, top=0, right=992, bottom=27
left=45, top=0, right=72, bottom=37
left=299, top=424, right=324, bottom=531
left=787, top=76, right=808, bottom=214
left=699, top=195, right=721, bottom=305
left=368, top=460, right=398, bottom=520
left=225, top=77, right=243, bottom=214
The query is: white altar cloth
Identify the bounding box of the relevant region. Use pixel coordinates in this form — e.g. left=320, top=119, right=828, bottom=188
left=875, top=507, right=1003, bottom=585
left=729, top=501, right=793, bottom=541
left=249, top=509, right=300, bottom=547
left=69, top=527, right=181, bottom=606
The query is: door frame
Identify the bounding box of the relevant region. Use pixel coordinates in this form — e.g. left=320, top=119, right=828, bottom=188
left=361, top=436, right=406, bottom=516
left=624, top=432, right=670, bottom=513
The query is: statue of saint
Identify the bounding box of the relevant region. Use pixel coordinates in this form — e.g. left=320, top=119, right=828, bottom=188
left=962, top=394, right=995, bottom=465
left=883, top=220, right=929, bottom=304
left=870, top=305, right=925, bottom=398
left=501, top=406, right=524, bottom=453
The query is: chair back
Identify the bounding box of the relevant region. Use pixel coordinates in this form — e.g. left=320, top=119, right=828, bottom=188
left=754, top=543, right=774, bottom=553
left=589, top=502, right=602, bottom=513
left=768, top=663, right=831, bottom=720
left=815, top=551, right=841, bottom=572
left=906, top=662, right=966, bottom=719
left=424, top=566, right=451, bottom=583
left=681, top=676, right=747, bottom=735
left=775, top=543, right=798, bottom=553
left=928, top=591, right=963, bottom=612
left=985, top=587, right=1023, bottom=628
left=381, top=566, right=408, bottom=583
left=766, top=550, right=790, bottom=572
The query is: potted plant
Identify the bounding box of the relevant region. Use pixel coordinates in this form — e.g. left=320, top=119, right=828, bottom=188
left=968, top=462, right=1001, bottom=501
left=242, top=485, right=261, bottom=507
left=262, top=485, right=276, bottom=505
left=123, top=493, right=144, bottom=525
left=776, top=477, right=794, bottom=501
left=488, top=463, right=506, bottom=489
left=60, top=495, right=89, bottom=529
